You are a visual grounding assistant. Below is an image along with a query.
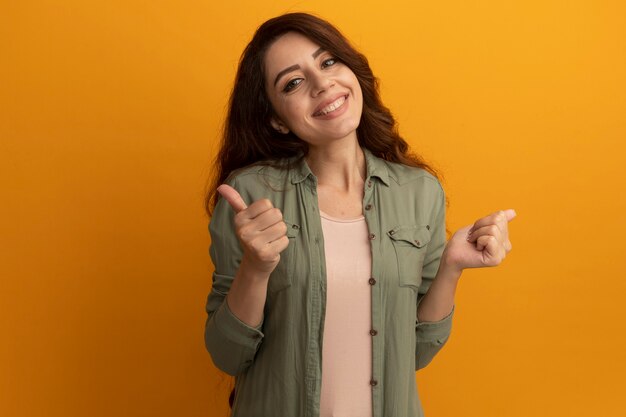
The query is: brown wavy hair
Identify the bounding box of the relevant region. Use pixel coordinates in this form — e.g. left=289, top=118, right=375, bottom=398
left=205, top=12, right=440, bottom=215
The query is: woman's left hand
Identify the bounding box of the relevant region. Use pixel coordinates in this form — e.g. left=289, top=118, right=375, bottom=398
left=441, top=209, right=516, bottom=275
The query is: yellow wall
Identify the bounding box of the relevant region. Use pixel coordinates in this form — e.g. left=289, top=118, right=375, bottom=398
left=2, top=1, right=625, bottom=416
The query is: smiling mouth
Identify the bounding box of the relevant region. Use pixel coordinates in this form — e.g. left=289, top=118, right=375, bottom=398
left=313, top=95, right=348, bottom=117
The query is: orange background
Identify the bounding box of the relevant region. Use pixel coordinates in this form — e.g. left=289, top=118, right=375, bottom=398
left=2, top=1, right=625, bottom=416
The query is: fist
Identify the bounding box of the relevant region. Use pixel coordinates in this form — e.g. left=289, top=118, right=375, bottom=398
left=443, top=209, right=516, bottom=273
left=217, top=184, right=290, bottom=274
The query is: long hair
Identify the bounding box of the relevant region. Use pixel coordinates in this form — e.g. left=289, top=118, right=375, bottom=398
left=205, top=12, right=440, bottom=215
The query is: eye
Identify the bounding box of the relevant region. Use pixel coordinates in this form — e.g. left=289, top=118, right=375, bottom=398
left=321, top=57, right=337, bottom=68
left=283, top=78, right=303, bottom=92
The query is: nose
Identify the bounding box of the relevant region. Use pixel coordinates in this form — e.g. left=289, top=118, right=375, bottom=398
left=310, top=71, right=334, bottom=97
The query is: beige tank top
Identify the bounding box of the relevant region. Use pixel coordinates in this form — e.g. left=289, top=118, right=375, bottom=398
left=319, top=210, right=373, bottom=417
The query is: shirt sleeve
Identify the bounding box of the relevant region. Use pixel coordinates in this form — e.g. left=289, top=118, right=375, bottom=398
left=415, top=179, right=454, bottom=370
left=204, top=177, right=265, bottom=376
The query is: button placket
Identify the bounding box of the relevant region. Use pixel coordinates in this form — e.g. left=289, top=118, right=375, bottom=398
left=363, top=175, right=380, bottom=399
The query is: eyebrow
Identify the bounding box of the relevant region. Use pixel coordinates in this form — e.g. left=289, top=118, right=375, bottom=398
left=273, top=47, right=325, bottom=87
left=312, top=47, right=324, bottom=59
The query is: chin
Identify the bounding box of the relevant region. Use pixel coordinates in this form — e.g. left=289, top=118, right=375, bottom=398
left=338, top=119, right=361, bottom=137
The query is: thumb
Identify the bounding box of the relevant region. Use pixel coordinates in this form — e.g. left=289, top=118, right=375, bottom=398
left=504, top=209, right=517, bottom=222
left=217, top=184, right=248, bottom=213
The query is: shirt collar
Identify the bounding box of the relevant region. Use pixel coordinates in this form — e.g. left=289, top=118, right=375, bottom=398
left=289, top=147, right=390, bottom=187
left=363, top=147, right=391, bottom=186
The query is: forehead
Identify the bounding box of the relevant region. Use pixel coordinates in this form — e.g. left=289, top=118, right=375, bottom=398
left=264, top=32, right=321, bottom=75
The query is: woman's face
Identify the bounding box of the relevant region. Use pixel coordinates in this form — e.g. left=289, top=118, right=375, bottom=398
left=263, top=32, right=363, bottom=148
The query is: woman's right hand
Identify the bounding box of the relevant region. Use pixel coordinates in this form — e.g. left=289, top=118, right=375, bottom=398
left=217, top=184, right=290, bottom=275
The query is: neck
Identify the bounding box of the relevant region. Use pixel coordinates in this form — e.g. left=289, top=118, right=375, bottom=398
left=305, top=137, right=366, bottom=192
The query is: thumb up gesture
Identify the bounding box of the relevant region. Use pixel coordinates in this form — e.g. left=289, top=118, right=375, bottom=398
left=217, top=184, right=290, bottom=274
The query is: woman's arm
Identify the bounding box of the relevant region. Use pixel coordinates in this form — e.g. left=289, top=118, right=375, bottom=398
left=204, top=183, right=289, bottom=375
left=417, top=209, right=516, bottom=323
left=225, top=259, right=271, bottom=328
left=413, top=179, right=515, bottom=369
left=216, top=183, right=289, bottom=328
left=416, top=257, right=460, bottom=323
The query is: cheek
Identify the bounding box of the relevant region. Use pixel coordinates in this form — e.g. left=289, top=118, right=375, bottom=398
left=353, top=78, right=363, bottom=100
left=349, top=80, right=364, bottom=112
left=341, top=72, right=363, bottom=100
left=279, top=99, right=309, bottom=125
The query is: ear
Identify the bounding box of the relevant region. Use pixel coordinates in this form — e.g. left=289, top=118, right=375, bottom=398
left=270, top=117, right=290, bottom=134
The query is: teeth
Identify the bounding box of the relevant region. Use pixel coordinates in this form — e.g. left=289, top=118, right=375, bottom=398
left=316, top=96, right=346, bottom=116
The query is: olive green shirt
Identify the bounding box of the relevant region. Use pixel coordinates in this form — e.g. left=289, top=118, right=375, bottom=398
left=204, top=149, right=454, bottom=417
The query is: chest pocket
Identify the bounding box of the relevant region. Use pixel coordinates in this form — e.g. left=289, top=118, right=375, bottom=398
left=268, top=220, right=301, bottom=293
left=387, top=225, right=431, bottom=290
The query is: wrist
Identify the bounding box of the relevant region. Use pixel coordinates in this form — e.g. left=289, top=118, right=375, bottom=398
left=238, top=256, right=273, bottom=282
left=438, top=249, right=463, bottom=282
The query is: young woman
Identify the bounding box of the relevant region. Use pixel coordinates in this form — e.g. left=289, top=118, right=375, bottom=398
left=204, top=12, right=515, bottom=417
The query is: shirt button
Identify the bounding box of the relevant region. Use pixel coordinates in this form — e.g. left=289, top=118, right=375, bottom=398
left=368, top=278, right=376, bottom=285
left=370, top=379, right=378, bottom=387
left=292, top=224, right=300, bottom=230
left=368, top=233, right=376, bottom=240
left=370, top=329, right=378, bottom=336
left=365, top=204, right=372, bottom=211
left=367, top=180, right=372, bottom=188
